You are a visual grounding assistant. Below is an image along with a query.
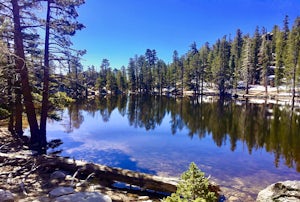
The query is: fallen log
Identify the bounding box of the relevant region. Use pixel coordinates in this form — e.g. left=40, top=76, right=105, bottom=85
left=37, top=155, right=179, bottom=193
left=1, top=152, right=219, bottom=195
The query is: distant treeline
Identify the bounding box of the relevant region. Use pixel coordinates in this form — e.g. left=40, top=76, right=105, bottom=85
left=82, top=15, right=300, bottom=97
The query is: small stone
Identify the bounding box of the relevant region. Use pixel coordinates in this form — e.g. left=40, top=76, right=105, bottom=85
left=53, top=192, right=112, bottom=202
left=138, top=196, right=150, bottom=200
left=0, top=189, right=14, bottom=202
left=49, top=187, right=75, bottom=198
left=227, top=196, right=242, bottom=202
left=50, top=171, right=66, bottom=180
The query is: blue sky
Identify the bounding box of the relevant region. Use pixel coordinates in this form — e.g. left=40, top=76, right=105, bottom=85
left=72, top=0, right=300, bottom=70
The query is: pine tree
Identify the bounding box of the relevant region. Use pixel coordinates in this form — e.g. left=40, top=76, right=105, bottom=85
left=230, top=29, right=243, bottom=92
left=273, top=25, right=284, bottom=91
left=198, top=43, right=210, bottom=95
left=164, top=162, right=217, bottom=202
left=212, top=36, right=231, bottom=96
left=286, top=17, right=300, bottom=100
left=40, top=0, right=85, bottom=138
left=258, top=28, right=272, bottom=95
left=171, top=50, right=180, bottom=92
left=241, top=35, right=253, bottom=94
left=251, top=26, right=261, bottom=84
left=127, top=57, right=137, bottom=92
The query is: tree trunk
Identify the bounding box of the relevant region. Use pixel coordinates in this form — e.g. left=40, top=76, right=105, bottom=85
left=292, top=64, right=296, bottom=100
left=7, top=46, right=15, bottom=134
left=11, top=0, right=40, bottom=145
left=265, top=70, right=268, bottom=96
left=246, top=65, right=250, bottom=95
left=14, top=82, right=23, bottom=136
left=8, top=90, right=14, bottom=134
left=39, top=0, right=51, bottom=149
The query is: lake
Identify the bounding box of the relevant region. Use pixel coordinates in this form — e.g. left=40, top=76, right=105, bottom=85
left=44, top=95, right=300, bottom=201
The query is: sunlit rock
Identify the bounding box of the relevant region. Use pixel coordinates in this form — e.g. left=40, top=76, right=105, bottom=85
left=0, top=189, right=14, bottom=202
left=256, top=180, right=300, bottom=202
left=49, top=187, right=75, bottom=198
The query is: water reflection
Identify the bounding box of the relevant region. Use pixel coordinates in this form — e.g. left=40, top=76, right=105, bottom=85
left=55, top=95, right=300, bottom=173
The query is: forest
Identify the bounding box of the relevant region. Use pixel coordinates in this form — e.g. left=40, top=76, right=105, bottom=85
left=0, top=0, right=300, bottom=151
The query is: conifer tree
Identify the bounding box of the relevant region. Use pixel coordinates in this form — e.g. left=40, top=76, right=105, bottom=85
left=230, top=29, right=243, bottom=92
left=286, top=17, right=300, bottom=100
left=259, top=28, right=272, bottom=95
left=171, top=50, right=180, bottom=92
left=251, top=26, right=261, bottom=84
left=273, top=25, right=284, bottom=91
left=164, top=162, right=217, bottom=202
left=127, top=57, right=137, bottom=92
left=241, top=35, right=253, bottom=94
left=198, top=43, right=210, bottom=95
left=212, top=36, right=231, bottom=96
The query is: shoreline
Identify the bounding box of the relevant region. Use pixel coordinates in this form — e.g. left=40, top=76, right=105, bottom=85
left=0, top=128, right=169, bottom=201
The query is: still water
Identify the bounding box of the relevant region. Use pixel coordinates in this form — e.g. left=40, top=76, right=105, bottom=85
left=46, top=95, right=300, bottom=200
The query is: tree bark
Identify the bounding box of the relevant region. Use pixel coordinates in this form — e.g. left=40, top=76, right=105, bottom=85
left=11, top=0, right=40, bottom=145
left=14, top=81, right=23, bottom=136
left=7, top=49, right=16, bottom=135
left=39, top=0, right=51, bottom=148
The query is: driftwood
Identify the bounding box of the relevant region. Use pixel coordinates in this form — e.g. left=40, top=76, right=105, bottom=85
left=37, top=155, right=179, bottom=193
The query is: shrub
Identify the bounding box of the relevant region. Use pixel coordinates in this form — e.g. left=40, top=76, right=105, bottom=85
left=0, top=108, right=10, bottom=119
left=163, top=162, right=217, bottom=202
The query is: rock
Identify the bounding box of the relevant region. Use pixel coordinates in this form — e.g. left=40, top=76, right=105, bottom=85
left=49, top=187, right=75, bottom=198
left=256, top=180, right=300, bottom=202
left=138, top=196, right=150, bottom=200
left=0, top=189, right=14, bottom=202
left=50, top=171, right=66, bottom=180
left=53, top=192, right=112, bottom=202
left=227, top=195, right=242, bottom=202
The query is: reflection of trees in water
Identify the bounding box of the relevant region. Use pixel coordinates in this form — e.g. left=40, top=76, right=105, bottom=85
left=127, top=95, right=166, bottom=130
left=63, top=95, right=300, bottom=172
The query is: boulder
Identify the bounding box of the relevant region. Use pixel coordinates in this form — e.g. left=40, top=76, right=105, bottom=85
left=0, top=189, right=14, bottom=202
left=256, top=180, right=300, bottom=202
left=50, top=171, right=66, bottom=180
left=53, top=192, right=112, bottom=202
left=49, top=187, right=75, bottom=198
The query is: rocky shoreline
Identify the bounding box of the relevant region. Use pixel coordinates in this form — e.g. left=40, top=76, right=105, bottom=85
left=0, top=128, right=169, bottom=202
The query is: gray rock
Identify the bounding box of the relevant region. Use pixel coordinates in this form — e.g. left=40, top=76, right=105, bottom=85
left=50, top=171, right=66, bottom=180
left=49, top=187, right=75, bottom=198
left=0, top=189, right=14, bottom=202
left=53, top=192, right=112, bottom=202
left=256, top=180, right=300, bottom=202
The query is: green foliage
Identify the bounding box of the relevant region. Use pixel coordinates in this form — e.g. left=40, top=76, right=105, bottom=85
left=0, top=108, right=10, bottom=119
left=49, top=92, right=75, bottom=109
left=164, top=162, right=217, bottom=202
left=32, top=92, right=43, bottom=103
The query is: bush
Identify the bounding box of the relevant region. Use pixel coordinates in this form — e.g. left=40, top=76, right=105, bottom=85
left=163, top=162, right=217, bottom=202
left=0, top=108, right=10, bottom=119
